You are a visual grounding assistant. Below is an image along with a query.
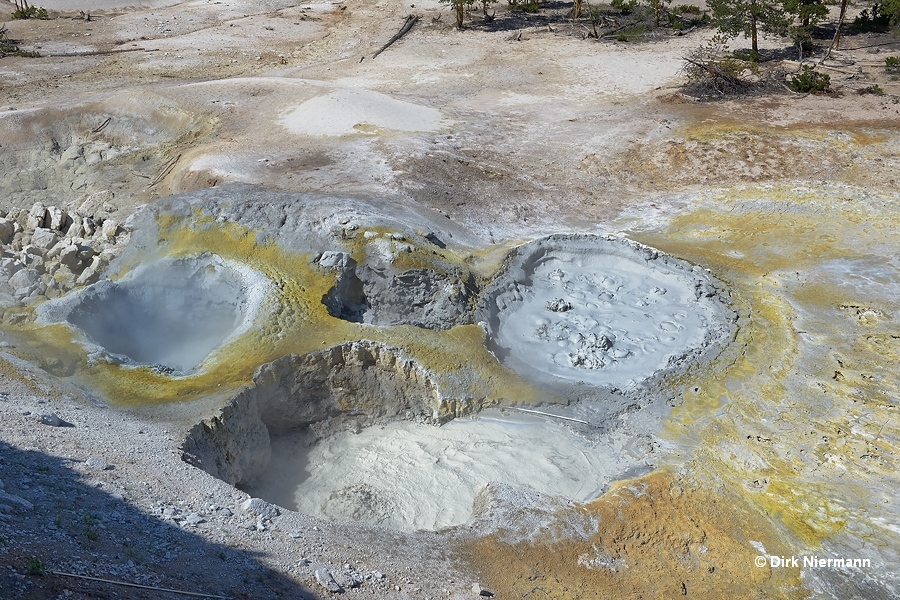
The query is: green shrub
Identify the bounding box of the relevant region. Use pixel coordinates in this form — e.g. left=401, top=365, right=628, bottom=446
left=0, top=25, right=41, bottom=57
left=27, top=558, right=46, bottom=577
left=791, top=26, right=814, bottom=54
left=12, top=1, right=49, bottom=19
left=508, top=0, right=540, bottom=12
left=611, top=0, right=639, bottom=14
left=790, top=64, right=831, bottom=93
left=858, top=84, right=884, bottom=95
left=853, top=4, right=891, bottom=32
left=886, top=56, right=900, bottom=74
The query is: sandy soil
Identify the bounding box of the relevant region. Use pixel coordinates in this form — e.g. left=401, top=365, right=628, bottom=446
left=2, top=0, right=899, bottom=598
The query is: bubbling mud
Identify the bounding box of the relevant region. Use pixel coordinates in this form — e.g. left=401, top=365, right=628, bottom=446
left=38, top=254, right=270, bottom=373
left=479, top=235, right=734, bottom=391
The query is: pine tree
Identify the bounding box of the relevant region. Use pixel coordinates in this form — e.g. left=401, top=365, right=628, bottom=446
left=707, top=0, right=792, bottom=60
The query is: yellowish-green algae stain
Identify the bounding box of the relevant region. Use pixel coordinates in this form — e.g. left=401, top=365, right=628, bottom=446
left=626, top=183, right=900, bottom=551
left=2, top=214, right=539, bottom=410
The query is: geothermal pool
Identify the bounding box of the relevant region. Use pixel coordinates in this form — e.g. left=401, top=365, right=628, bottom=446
left=244, top=410, right=619, bottom=531
left=22, top=189, right=734, bottom=534
left=480, top=235, right=731, bottom=390
left=38, top=254, right=270, bottom=373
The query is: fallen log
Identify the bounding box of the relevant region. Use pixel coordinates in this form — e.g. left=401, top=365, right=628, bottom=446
left=372, top=14, right=419, bottom=59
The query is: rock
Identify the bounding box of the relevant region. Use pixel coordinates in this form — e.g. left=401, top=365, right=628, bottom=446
left=100, top=219, right=119, bottom=240
left=77, top=190, right=114, bottom=217
left=76, top=245, right=96, bottom=262
left=240, top=497, right=279, bottom=519
left=317, top=251, right=351, bottom=270
left=59, top=244, right=81, bottom=269
left=372, top=571, right=385, bottom=581
left=40, top=413, right=75, bottom=427
left=76, top=256, right=104, bottom=286
left=255, top=515, right=268, bottom=531
left=66, top=215, right=84, bottom=238
left=0, top=218, right=13, bottom=244
left=60, top=144, right=83, bottom=163
left=85, top=457, right=112, bottom=470
left=47, top=206, right=66, bottom=231
left=546, top=298, right=573, bottom=313
left=31, top=228, right=59, bottom=251
left=472, top=583, right=494, bottom=597
left=9, top=268, right=39, bottom=291
left=26, top=203, right=47, bottom=230
left=0, top=490, right=33, bottom=511
left=183, top=513, right=205, bottom=526
left=1, top=258, right=23, bottom=274
left=46, top=240, right=66, bottom=260
left=82, top=217, right=96, bottom=237
left=315, top=568, right=343, bottom=593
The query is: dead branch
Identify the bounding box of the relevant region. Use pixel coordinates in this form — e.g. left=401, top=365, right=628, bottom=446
left=92, top=117, right=111, bottom=134
left=681, top=56, right=754, bottom=98
left=373, top=14, right=419, bottom=59
left=50, top=571, right=230, bottom=599
left=147, top=153, right=181, bottom=189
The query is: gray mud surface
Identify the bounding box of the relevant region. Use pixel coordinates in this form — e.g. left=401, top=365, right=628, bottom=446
left=37, top=254, right=270, bottom=372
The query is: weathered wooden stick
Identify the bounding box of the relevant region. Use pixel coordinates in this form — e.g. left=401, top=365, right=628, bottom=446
left=147, top=153, right=181, bottom=189
left=511, top=407, right=593, bottom=426
left=50, top=571, right=231, bottom=599
left=373, top=14, right=419, bottom=59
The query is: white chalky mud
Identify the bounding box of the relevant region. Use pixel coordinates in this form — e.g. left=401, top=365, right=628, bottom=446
left=246, top=410, right=617, bottom=532
left=480, top=235, right=733, bottom=390
left=280, top=89, right=447, bottom=137
left=38, top=254, right=270, bottom=373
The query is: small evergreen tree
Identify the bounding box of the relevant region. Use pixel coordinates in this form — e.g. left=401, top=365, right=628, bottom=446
left=783, top=0, right=827, bottom=27
left=881, top=0, right=900, bottom=25
left=707, top=0, right=792, bottom=60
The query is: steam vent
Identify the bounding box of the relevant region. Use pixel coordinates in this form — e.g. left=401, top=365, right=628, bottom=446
left=2, top=16, right=899, bottom=597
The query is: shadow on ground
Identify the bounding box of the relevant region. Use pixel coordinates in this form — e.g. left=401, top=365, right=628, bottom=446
left=0, top=441, right=314, bottom=599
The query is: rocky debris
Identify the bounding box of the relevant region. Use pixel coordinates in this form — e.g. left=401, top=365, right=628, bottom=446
left=84, top=457, right=112, bottom=470
left=39, top=413, right=74, bottom=427
left=316, top=250, right=351, bottom=270
left=0, top=490, right=34, bottom=512
left=325, top=263, right=476, bottom=330
left=315, top=567, right=343, bottom=593
left=546, top=298, right=573, bottom=312
left=0, top=198, right=130, bottom=307
left=240, top=497, right=279, bottom=519
left=183, top=513, right=205, bottom=526
left=472, top=582, right=494, bottom=597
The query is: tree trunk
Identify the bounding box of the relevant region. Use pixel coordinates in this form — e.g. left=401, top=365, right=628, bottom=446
left=573, top=0, right=582, bottom=19
left=654, top=0, right=660, bottom=27
left=751, top=12, right=758, bottom=55
left=456, top=1, right=465, bottom=28
left=835, top=0, right=848, bottom=49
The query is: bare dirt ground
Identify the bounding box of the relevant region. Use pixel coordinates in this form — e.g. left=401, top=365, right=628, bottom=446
left=1, top=0, right=899, bottom=598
